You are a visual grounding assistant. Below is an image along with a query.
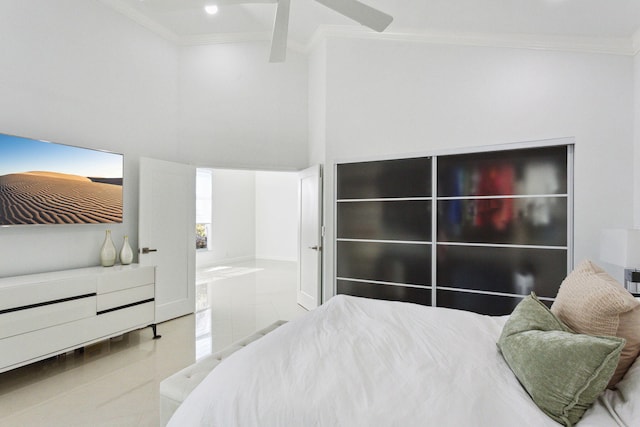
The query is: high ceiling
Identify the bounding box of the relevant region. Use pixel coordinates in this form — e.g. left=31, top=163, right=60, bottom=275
left=102, top=0, right=640, bottom=50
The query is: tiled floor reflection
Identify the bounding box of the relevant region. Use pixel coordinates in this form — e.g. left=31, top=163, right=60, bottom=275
left=0, top=259, right=307, bottom=426
left=195, top=260, right=307, bottom=359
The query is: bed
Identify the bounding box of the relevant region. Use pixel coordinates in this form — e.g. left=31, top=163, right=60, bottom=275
left=166, top=261, right=640, bottom=426
left=167, top=297, right=639, bottom=426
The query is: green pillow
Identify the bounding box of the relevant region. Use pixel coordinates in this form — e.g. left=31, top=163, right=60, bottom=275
left=497, top=293, right=625, bottom=427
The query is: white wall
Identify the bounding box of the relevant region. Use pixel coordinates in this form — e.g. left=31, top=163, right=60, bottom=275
left=178, top=43, right=309, bottom=170
left=308, top=39, right=327, bottom=166
left=196, top=169, right=256, bottom=267
left=313, top=38, right=635, bottom=302
left=0, top=0, right=178, bottom=277
left=2, top=1, right=635, bottom=294
left=0, top=1, right=309, bottom=278
left=196, top=169, right=299, bottom=267
left=255, top=171, right=298, bottom=261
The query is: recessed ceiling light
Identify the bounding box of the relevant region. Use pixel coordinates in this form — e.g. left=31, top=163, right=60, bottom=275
left=205, top=5, right=218, bottom=15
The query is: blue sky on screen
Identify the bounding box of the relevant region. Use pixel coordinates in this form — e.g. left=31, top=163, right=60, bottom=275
left=0, top=134, right=123, bottom=178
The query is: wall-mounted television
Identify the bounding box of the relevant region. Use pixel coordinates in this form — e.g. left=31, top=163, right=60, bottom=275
left=0, top=133, right=123, bottom=226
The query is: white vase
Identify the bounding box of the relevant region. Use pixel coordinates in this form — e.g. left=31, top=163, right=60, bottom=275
left=120, top=235, right=134, bottom=265
left=100, top=230, right=117, bottom=267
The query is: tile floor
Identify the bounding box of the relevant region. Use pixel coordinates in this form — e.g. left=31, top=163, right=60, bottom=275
left=0, top=259, right=307, bottom=426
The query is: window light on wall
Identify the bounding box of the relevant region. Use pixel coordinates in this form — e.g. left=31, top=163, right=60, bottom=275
left=196, top=169, right=213, bottom=250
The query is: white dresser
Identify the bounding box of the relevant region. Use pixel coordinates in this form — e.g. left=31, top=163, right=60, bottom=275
left=0, top=264, right=156, bottom=373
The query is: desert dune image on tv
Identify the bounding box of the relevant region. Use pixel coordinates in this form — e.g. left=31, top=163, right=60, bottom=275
left=0, top=133, right=123, bottom=225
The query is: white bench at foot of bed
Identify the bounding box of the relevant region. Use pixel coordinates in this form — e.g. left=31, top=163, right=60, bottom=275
left=159, top=320, right=287, bottom=426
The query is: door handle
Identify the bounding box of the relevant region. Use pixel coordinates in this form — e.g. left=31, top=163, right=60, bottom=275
left=140, top=247, right=158, bottom=254
left=308, top=245, right=321, bottom=251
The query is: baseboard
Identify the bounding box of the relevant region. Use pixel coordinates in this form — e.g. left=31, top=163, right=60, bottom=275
left=196, top=255, right=254, bottom=269
left=254, top=256, right=297, bottom=263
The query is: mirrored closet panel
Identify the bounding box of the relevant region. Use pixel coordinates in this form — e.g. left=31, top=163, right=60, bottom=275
left=335, top=142, right=572, bottom=315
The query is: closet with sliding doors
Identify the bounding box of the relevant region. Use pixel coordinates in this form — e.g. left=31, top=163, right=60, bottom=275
left=335, top=140, right=572, bottom=315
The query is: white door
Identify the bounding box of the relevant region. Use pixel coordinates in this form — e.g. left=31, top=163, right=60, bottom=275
left=298, top=164, right=323, bottom=310
left=139, top=157, right=196, bottom=323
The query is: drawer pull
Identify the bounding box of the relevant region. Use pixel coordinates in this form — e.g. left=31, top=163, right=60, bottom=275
left=0, top=293, right=96, bottom=315
left=96, top=298, right=154, bottom=315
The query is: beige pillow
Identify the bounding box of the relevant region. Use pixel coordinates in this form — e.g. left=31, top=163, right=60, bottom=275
left=551, top=260, right=640, bottom=387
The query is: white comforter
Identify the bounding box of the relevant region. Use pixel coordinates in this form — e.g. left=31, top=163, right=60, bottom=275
left=168, top=295, right=639, bottom=427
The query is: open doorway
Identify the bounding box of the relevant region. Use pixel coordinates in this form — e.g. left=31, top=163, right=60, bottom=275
left=195, top=169, right=299, bottom=265
left=193, top=168, right=306, bottom=358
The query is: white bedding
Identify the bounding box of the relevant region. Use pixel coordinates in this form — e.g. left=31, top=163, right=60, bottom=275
left=168, top=295, right=640, bottom=427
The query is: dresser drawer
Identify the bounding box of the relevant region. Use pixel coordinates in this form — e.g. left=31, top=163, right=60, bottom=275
left=94, top=301, right=155, bottom=338
left=0, top=296, right=96, bottom=340
left=97, top=266, right=154, bottom=294
left=0, top=276, right=97, bottom=312
left=0, top=316, right=95, bottom=370
left=97, top=284, right=154, bottom=313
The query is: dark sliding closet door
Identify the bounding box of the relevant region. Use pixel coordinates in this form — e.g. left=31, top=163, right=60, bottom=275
left=336, top=157, right=433, bottom=306
left=436, top=146, right=569, bottom=315
left=335, top=144, right=571, bottom=315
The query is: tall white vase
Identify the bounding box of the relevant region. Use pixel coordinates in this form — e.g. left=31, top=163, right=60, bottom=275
left=100, top=230, right=117, bottom=267
left=120, top=235, right=134, bottom=265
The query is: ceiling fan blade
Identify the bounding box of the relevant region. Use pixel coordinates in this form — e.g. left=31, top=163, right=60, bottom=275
left=315, top=0, right=393, bottom=32
left=269, top=0, right=290, bottom=62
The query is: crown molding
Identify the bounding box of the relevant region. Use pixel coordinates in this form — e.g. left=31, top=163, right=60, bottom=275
left=99, top=0, right=179, bottom=43
left=100, top=1, right=638, bottom=57
left=100, top=0, right=307, bottom=53
left=178, top=32, right=306, bottom=53
left=179, top=32, right=270, bottom=46
left=306, top=25, right=637, bottom=56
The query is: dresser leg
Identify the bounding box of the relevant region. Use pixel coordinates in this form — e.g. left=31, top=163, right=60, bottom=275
left=150, top=324, right=162, bottom=339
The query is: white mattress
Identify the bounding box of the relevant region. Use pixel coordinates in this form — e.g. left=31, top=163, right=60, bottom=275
left=168, top=295, right=640, bottom=426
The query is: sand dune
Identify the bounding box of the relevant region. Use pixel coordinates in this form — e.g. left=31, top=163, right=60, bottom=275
left=22, top=171, right=93, bottom=182
left=0, top=172, right=122, bottom=225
